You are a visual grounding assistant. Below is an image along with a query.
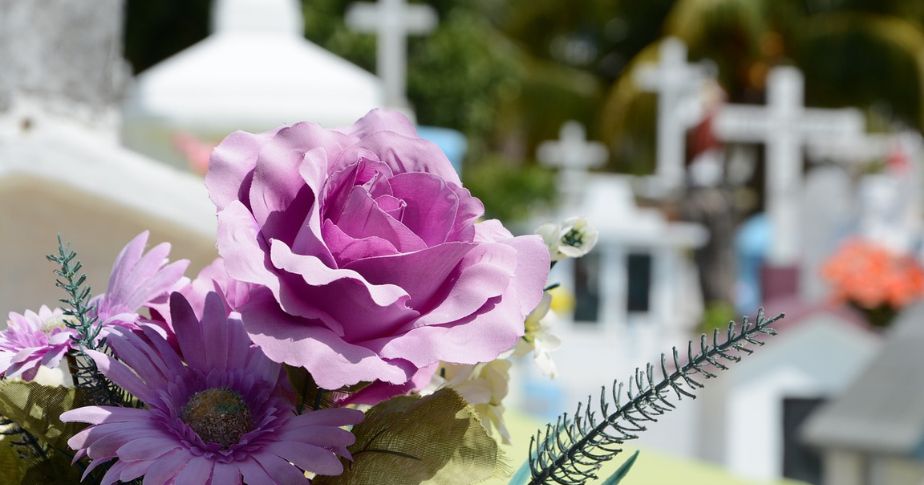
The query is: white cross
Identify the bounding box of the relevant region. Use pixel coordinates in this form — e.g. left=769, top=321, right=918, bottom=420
left=713, top=66, right=864, bottom=264
left=345, top=0, right=437, bottom=108
left=635, top=38, right=714, bottom=190
left=538, top=121, right=608, bottom=208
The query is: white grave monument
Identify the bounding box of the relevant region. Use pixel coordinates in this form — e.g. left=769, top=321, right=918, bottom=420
left=0, top=0, right=217, bottom=316
left=713, top=67, right=865, bottom=265
left=527, top=174, right=708, bottom=450
left=537, top=121, right=608, bottom=210
left=346, top=0, right=437, bottom=109
left=123, top=0, right=386, bottom=169
left=635, top=38, right=715, bottom=191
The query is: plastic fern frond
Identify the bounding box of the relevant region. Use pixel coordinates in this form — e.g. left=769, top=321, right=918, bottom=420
left=47, top=237, right=130, bottom=407
left=526, top=309, right=784, bottom=485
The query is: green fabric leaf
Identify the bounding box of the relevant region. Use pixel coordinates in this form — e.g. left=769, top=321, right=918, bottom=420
left=600, top=451, right=640, bottom=485
left=316, top=389, right=506, bottom=485
left=0, top=381, right=80, bottom=454
left=0, top=381, right=83, bottom=484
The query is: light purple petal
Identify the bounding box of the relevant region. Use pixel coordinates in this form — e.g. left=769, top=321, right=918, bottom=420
left=173, top=456, right=214, bottom=484
left=241, top=291, right=408, bottom=389
left=140, top=448, right=191, bottom=485
left=206, top=129, right=271, bottom=210
left=263, top=441, right=343, bottom=476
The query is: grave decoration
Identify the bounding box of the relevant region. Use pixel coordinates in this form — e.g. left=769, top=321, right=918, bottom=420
left=0, top=110, right=780, bottom=484
left=822, top=239, right=924, bottom=327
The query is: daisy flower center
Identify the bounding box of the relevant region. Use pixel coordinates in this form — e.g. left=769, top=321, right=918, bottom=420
left=181, top=387, right=253, bottom=448
left=40, top=315, right=75, bottom=334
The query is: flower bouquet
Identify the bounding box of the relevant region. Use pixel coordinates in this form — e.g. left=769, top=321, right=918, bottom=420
left=822, top=238, right=924, bottom=327
left=0, top=111, right=780, bottom=484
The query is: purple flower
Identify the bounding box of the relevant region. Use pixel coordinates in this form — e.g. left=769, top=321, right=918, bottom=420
left=93, top=231, right=189, bottom=332
left=61, top=292, right=362, bottom=484
left=206, top=109, right=550, bottom=393
left=0, top=306, right=75, bottom=381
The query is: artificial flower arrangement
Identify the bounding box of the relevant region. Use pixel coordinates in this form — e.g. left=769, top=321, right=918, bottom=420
left=0, top=111, right=781, bottom=484
left=822, top=238, right=924, bottom=327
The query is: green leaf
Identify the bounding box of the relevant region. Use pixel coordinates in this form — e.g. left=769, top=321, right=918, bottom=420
left=0, top=381, right=80, bottom=455
left=315, top=389, right=506, bottom=485
left=0, top=381, right=83, bottom=484
left=600, top=451, right=640, bottom=485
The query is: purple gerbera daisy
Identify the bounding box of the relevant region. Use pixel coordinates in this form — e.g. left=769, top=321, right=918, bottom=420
left=93, top=231, right=189, bottom=331
left=61, top=292, right=362, bottom=484
left=0, top=306, right=76, bottom=381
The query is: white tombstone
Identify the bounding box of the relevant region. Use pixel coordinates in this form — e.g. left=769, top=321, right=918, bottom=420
left=537, top=121, right=608, bottom=210
left=810, top=131, right=924, bottom=256
left=697, top=311, right=880, bottom=480
left=532, top=175, right=707, bottom=443
left=800, top=166, right=854, bottom=301
left=346, top=0, right=437, bottom=109
left=713, top=67, right=865, bottom=265
left=0, top=1, right=217, bottom=317
left=122, top=0, right=386, bottom=169
left=635, top=38, right=715, bottom=191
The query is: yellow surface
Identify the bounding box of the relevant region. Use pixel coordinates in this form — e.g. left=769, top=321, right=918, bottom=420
left=487, top=411, right=808, bottom=485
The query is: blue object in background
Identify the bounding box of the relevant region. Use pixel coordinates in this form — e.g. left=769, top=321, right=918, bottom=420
left=417, top=126, right=467, bottom=174
left=735, top=213, right=770, bottom=314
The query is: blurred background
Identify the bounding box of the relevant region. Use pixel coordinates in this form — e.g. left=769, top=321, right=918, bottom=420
left=3, top=0, right=924, bottom=483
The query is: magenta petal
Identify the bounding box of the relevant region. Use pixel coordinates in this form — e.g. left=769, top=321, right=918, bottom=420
left=322, top=219, right=399, bottom=266
left=345, top=242, right=474, bottom=311
left=241, top=292, right=408, bottom=388
left=412, top=243, right=517, bottom=326
left=268, top=240, right=418, bottom=338
left=387, top=172, right=481, bottom=245
left=333, top=186, right=427, bottom=253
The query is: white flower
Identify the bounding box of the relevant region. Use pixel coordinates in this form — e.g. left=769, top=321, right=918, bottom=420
left=537, top=217, right=599, bottom=262
left=515, top=293, right=561, bottom=378
left=441, top=359, right=513, bottom=444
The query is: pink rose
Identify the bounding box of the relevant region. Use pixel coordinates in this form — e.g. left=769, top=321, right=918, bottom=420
left=206, top=110, right=549, bottom=394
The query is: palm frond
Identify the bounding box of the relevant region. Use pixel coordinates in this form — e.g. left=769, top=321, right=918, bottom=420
left=527, top=309, right=784, bottom=485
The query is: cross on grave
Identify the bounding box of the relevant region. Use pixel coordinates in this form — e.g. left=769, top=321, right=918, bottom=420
left=346, top=0, right=437, bottom=109
left=713, top=66, right=864, bottom=265
left=538, top=121, right=608, bottom=209
left=635, top=38, right=714, bottom=191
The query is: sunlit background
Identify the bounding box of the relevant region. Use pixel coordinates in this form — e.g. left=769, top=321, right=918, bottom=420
left=3, top=0, right=924, bottom=484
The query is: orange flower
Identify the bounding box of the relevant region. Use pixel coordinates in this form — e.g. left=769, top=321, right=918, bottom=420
left=822, top=239, right=924, bottom=310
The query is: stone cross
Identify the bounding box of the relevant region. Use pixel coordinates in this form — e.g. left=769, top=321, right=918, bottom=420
left=635, top=38, right=714, bottom=190
left=346, top=0, right=437, bottom=108
left=713, top=66, right=864, bottom=265
left=538, top=121, right=608, bottom=208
